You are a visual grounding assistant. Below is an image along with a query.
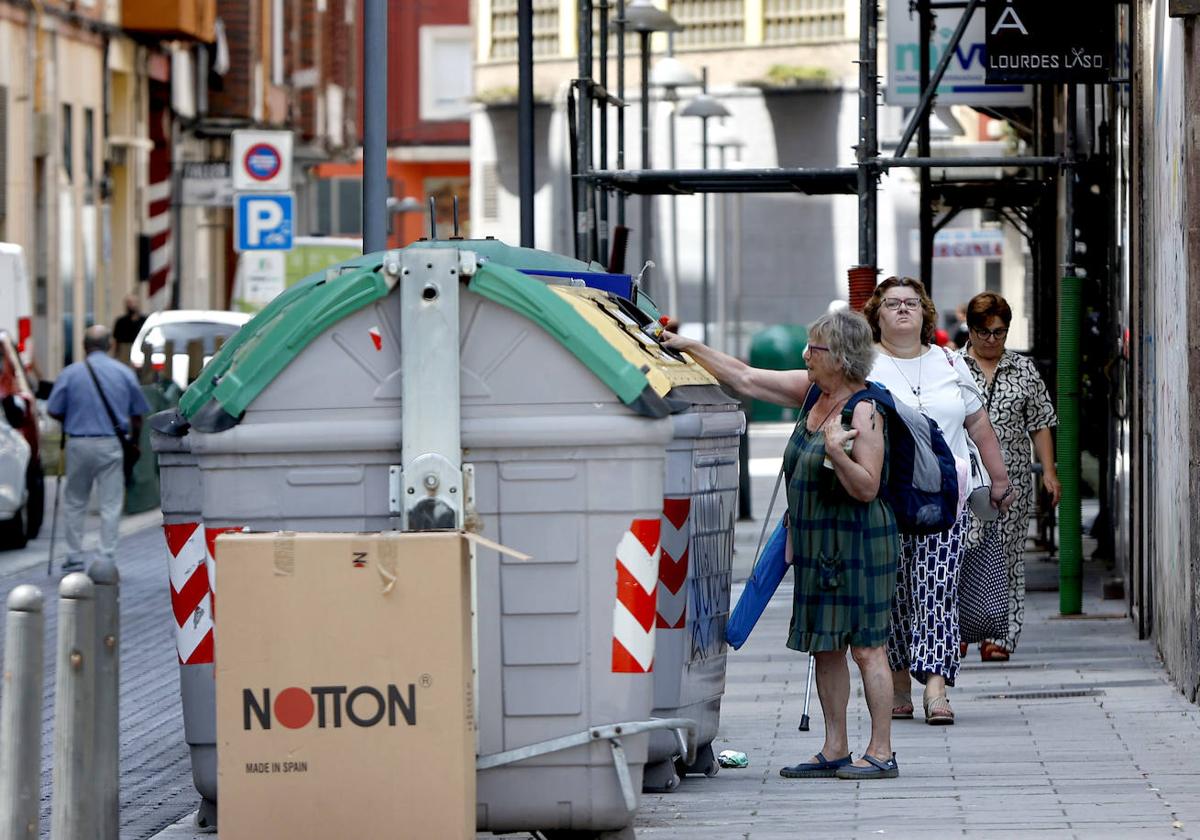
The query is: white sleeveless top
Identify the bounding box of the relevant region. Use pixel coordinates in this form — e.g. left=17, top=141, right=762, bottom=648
left=868, top=345, right=984, bottom=462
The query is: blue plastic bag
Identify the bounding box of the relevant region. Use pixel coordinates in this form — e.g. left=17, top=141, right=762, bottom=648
left=725, top=516, right=788, bottom=650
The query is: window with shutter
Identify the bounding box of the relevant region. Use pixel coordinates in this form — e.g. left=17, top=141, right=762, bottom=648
left=490, top=0, right=560, bottom=60
left=764, top=0, right=847, bottom=44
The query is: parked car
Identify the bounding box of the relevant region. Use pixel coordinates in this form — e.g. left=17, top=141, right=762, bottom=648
left=129, top=310, right=251, bottom=389
left=0, top=330, right=41, bottom=548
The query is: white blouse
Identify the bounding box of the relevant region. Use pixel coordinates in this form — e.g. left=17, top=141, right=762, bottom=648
left=868, top=345, right=984, bottom=462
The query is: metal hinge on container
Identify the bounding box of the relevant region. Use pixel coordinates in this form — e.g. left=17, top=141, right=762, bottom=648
left=390, top=463, right=476, bottom=526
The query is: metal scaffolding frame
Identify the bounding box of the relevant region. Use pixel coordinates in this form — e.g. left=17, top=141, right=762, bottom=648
left=551, top=0, right=1126, bottom=615
left=575, top=0, right=1073, bottom=298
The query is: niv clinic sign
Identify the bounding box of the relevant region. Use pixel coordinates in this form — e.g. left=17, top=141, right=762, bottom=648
left=985, top=0, right=1116, bottom=83
left=886, top=0, right=1030, bottom=107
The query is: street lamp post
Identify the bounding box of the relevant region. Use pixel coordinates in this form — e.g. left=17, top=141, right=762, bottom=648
left=650, top=56, right=699, bottom=318
left=709, top=127, right=744, bottom=355
left=680, top=68, right=729, bottom=346
left=619, top=0, right=680, bottom=296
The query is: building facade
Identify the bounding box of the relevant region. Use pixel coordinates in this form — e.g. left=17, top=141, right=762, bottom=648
left=1128, top=0, right=1200, bottom=703
left=0, top=0, right=171, bottom=373
left=311, top=0, right=471, bottom=247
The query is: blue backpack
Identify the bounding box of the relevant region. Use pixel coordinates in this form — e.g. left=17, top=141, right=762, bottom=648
left=824, top=382, right=960, bottom=535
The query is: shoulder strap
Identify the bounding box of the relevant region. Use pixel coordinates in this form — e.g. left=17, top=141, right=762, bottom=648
left=841, top=382, right=886, bottom=424
left=801, top=383, right=820, bottom=412
left=84, top=359, right=126, bottom=440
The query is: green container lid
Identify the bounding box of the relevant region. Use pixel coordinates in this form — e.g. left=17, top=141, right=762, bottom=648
left=180, top=249, right=669, bottom=431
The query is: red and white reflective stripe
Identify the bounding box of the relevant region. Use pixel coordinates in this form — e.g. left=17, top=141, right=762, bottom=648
left=203, top=526, right=242, bottom=596
left=612, top=518, right=660, bottom=674
left=145, top=80, right=173, bottom=304
left=163, top=522, right=213, bottom=665
left=656, top=498, right=690, bottom=630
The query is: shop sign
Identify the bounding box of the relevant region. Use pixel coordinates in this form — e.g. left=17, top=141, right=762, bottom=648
left=886, top=0, right=1031, bottom=106
left=985, top=0, right=1116, bottom=83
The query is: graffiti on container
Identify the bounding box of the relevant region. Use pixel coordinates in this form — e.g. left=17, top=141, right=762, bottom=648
left=689, top=571, right=731, bottom=662
left=687, top=484, right=736, bottom=661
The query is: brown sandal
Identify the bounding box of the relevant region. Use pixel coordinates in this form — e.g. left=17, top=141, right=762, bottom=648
left=980, top=642, right=1011, bottom=662
left=891, top=693, right=914, bottom=720
left=923, top=695, right=955, bottom=726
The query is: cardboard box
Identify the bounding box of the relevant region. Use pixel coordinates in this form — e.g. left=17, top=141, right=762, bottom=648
left=215, top=531, right=475, bottom=840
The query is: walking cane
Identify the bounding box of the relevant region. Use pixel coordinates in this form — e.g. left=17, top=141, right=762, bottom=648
left=798, top=654, right=815, bottom=731
left=46, top=432, right=64, bottom=576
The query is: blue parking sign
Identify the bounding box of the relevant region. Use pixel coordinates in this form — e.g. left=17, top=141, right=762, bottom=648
left=235, top=193, right=294, bottom=252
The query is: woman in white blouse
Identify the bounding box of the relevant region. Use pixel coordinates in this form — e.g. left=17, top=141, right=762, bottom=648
left=863, top=277, right=1012, bottom=725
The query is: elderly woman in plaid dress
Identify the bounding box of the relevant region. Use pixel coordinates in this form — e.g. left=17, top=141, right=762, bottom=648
left=664, top=310, right=901, bottom=780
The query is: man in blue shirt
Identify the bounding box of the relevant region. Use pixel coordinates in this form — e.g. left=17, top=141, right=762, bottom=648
left=47, top=325, right=152, bottom=572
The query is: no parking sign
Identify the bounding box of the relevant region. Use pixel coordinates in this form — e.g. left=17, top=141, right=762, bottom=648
left=231, top=130, right=293, bottom=191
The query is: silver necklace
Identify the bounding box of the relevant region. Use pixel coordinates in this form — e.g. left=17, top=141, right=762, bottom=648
left=886, top=351, right=923, bottom=408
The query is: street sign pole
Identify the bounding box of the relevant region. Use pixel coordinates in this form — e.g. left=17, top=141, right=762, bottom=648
left=363, top=0, right=387, bottom=253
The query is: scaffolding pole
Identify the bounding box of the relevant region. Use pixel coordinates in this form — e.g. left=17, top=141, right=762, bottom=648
left=856, top=0, right=879, bottom=267
left=575, top=0, right=595, bottom=262
left=918, top=0, right=933, bottom=292
left=1059, top=82, right=1083, bottom=615
left=518, top=0, right=535, bottom=247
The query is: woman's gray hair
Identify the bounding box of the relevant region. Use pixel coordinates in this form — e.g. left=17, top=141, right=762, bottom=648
left=808, top=309, right=875, bottom=382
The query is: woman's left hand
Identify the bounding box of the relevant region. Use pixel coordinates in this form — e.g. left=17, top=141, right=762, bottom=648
left=1042, top=471, right=1062, bottom=507
left=990, top=477, right=1015, bottom=515
left=823, top=416, right=858, bottom=455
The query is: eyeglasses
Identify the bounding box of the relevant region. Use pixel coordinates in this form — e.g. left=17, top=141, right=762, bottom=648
left=882, top=298, right=922, bottom=311
left=805, top=343, right=830, bottom=353
left=972, top=327, right=1009, bottom=340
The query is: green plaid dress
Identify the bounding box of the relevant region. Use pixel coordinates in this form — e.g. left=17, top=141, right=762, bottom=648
left=782, top=400, right=899, bottom=652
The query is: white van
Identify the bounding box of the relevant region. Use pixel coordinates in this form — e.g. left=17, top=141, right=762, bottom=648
left=0, top=243, right=33, bottom=353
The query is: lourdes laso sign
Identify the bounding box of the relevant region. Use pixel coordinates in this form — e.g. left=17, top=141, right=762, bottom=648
left=985, top=0, right=1116, bottom=83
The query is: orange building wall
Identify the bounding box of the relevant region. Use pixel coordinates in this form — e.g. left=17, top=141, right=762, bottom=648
left=311, top=161, right=471, bottom=248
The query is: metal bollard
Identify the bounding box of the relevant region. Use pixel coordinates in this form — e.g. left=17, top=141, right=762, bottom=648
left=89, top=560, right=120, bottom=840
left=51, top=573, right=95, bottom=840
left=0, top=585, right=45, bottom=840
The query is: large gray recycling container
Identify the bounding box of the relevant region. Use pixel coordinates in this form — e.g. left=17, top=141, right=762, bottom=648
left=644, top=405, right=743, bottom=789
left=149, top=419, right=217, bottom=831
left=175, top=253, right=679, bottom=835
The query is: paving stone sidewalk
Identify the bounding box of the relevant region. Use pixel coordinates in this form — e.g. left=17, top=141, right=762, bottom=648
left=628, top=553, right=1200, bottom=840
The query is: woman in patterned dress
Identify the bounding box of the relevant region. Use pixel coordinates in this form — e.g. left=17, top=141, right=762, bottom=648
left=959, top=292, right=1060, bottom=662
left=864, top=277, right=1013, bottom=726
left=663, top=310, right=901, bottom=780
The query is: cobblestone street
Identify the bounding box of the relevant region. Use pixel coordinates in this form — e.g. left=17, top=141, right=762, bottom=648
left=0, top=518, right=196, bottom=840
